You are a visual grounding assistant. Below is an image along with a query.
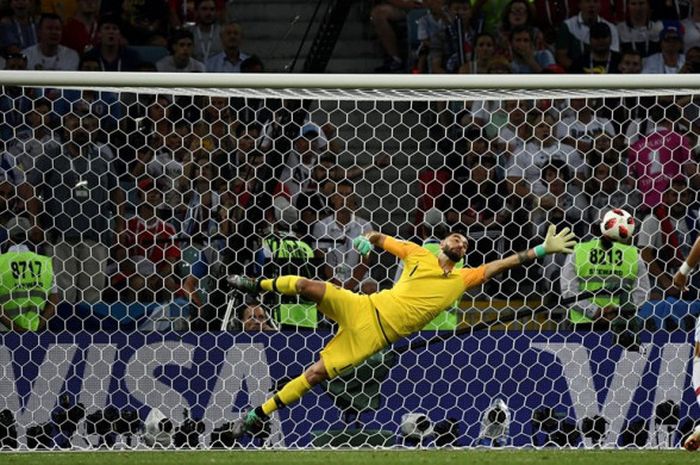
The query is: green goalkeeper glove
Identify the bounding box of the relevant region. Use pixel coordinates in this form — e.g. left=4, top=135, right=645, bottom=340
left=352, top=235, right=373, bottom=256
left=535, top=225, right=577, bottom=257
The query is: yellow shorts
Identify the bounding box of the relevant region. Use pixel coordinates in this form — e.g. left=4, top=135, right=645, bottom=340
left=318, top=284, right=390, bottom=378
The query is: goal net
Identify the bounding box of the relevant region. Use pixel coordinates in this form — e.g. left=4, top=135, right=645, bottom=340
left=0, top=72, right=699, bottom=450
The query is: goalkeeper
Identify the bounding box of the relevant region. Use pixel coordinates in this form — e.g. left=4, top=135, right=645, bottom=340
left=227, top=225, right=576, bottom=437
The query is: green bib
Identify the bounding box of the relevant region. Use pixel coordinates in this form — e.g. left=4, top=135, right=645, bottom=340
left=264, top=236, right=317, bottom=328
left=570, top=240, right=639, bottom=324
left=0, top=251, right=53, bottom=331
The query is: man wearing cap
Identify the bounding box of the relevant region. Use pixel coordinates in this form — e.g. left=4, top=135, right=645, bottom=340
left=570, top=22, right=622, bottom=73
left=0, top=217, right=58, bottom=332
left=643, top=21, right=686, bottom=73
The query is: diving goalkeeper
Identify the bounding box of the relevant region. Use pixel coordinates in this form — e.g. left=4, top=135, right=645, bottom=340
left=227, top=225, right=576, bottom=437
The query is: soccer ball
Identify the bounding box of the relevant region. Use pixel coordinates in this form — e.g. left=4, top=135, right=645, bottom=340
left=600, top=208, right=635, bottom=242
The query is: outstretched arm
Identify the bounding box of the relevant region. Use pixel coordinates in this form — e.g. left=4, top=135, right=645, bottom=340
left=353, top=231, right=415, bottom=261
left=673, top=236, right=700, bottom=291
left=484, top=225, right=576, bottom=281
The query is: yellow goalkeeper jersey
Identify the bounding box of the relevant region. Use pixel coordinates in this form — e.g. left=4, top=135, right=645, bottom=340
left=368, top=236, right=486, bottom=339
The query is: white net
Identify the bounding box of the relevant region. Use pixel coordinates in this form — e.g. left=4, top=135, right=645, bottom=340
left=0, top=74, right=700, bottom=450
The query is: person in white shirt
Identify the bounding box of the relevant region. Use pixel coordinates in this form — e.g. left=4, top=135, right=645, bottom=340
left=186, top=0, right=223, bottom=62
left=312, top=180, right=374, bottom=292
left=22, top=13, right=79, bottom=70
left=617, top=0, right=662, bottom=57
left=681, top=0, right=700, bottom=52
left=156, top=29, right=206, bottom=72
left=556, top=0, right=620, bottom=70
left=205, top=21, right=250, bottom=73
left=642, top=22, right=686, bottom=73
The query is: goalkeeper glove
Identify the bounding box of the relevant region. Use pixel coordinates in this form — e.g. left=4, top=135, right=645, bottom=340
left=352, top=235, right=373, bottom=256
left=535, top=225, right=577, bottom=258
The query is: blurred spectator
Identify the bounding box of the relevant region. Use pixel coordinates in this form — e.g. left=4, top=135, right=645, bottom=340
left=495, top=99, right=533, bottom=159
left=181, top=159, right=224, bottom=273
left=185, top=0, right=223, bottom=63
left=533, top=160, right=589, bottom=287
left=238, top=300, right=275, bottom=332
left=81, top=14, right=140, bottom=71
left=439, top=0, right=477, bottom=74
left=555, top=98, right=616, bottom=156
left=218, top=151, right=271, bottom=268
left=448, top=150, right=515, bottom=272
left=0, top=216, right=58, bottom=333
left=26, top=112, right=124, bottom=303
left=468, top=32, right=496, bottom=73
left=22, top=13, right=79, bottom=70
left=638, top=178, right=699, bottom=298
left=569, top=21, right=621, bottom=73
left=532, top=160, right=589, bottom=239
left=205, top=21, right=249, bottom=73
left=584, top=161, right=640, bottom=238
left=642, top=21, right=685, bottom=73
left=312, top=180, right=374, bottom=292
left=618, top=48, right=643, bottom=73
left=109, top=177, right=203, bottom=313
left=0, top=157, right=39, bottom=245
left=61, top=0, right=99, bottom=54
left=472, top=0, right=510, bottom=34
left=509, top=25, right=555, bottom=73
left=628, top=105, right=692, bottom=213
left=0, top=49, right=33, bottom=140
left=681, top=45, right=700, bottom=72
left=556, top=0, right=620, bottom=71
left=617, top=0, right=661, bottom=58
left=496, top=0, right=544, bottom=56
left=682, top=0, right=700, bottom=51
left=371, top=0, right=424, bottom=73
left=415, top=0, right=450, bottom=74
left=4, top=97, right=60, bottom=173
left=507, top=110, right=586, bottom=201
left=119, top=0, right=168, bottom=46
left=532, top=0, right=579, bottom=46
left=156, top=28, right=205, bottom=72
left=0, top=0, right=37, bottom=50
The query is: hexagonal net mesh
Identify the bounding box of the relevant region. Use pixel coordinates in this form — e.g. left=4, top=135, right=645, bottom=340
left=0, top=77, right=699, bottom=451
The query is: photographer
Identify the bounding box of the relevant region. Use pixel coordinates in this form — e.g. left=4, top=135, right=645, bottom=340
left=560, top=209, right=650, bottom=335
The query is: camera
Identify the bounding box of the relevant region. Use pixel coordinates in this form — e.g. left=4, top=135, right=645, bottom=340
left=51, top=394, right=85, bottom=448
left=172, top=409, right=205, bottom=449
left=531, top=407, right=581, bottom=447
left=85, top=406, right=141, bottom=447
left=581, top=415, right=607, bottom=446
left=0, top=409, right=17, bottom=449
left=26, top=423, right=54, bottom=449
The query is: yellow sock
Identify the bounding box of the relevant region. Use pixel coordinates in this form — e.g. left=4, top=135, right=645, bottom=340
left=260, top=275, right=301, bottom=296
left=261, top=374, right=312, bottom=416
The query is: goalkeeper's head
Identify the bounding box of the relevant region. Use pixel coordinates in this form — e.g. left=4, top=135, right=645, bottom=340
left=440, top=232, right=468, bottom=263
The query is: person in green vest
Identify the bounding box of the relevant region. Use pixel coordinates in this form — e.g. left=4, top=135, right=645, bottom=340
left=0, top=217, right=58, bottom=332
left=560, top=208, right=650, bottom=326
left=254, top=197, right=318, bottom=329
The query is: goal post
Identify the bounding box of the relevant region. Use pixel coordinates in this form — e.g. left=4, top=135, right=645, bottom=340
left=0, top=72, right=699, bottom=450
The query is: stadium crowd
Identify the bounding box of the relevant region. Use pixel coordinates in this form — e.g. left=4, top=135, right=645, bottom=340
left=0, top=0, right=699, bottom=332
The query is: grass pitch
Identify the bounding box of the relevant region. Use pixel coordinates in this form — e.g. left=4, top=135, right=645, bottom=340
left=0, top=450, right=690, bottom=465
